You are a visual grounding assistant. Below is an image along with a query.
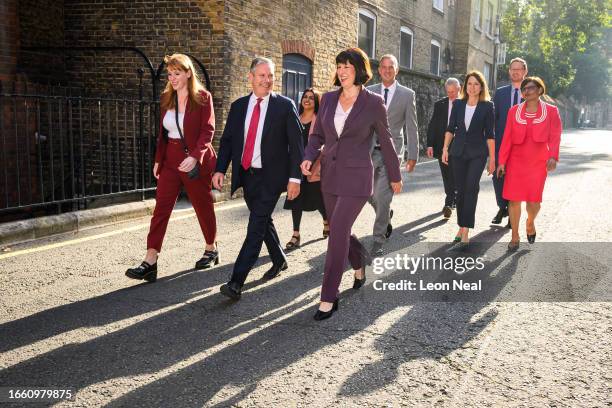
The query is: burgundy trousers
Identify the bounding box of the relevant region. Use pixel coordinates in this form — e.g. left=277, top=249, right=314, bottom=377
left=146, top=140, right=216, bottom=252
left=320, top=193, right=369, bottom=302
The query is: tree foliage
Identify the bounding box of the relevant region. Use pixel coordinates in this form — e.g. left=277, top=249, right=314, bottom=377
left=500, top=0, right=611, bottom=99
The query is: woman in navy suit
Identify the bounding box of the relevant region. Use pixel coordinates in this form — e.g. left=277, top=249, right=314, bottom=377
left=441, top=70, right=495, bottom=248
left=301, top=48, right=402, bottom=320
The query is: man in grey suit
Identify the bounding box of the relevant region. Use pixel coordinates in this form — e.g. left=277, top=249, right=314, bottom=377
left=366, top=54, right=419, bottom=256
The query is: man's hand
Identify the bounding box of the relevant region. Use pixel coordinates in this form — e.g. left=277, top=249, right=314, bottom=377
left=390, top=180, right=403, bottom=194
left=153, top=162, right=160, bottom=179
left=546, top=158, right=557, bottom=172
left=286, top=181, right=300, bottom=200
left=178, top=156, right=198, bottom=173
left=300, top=160, right=312, bottom=176
left=212, top=172, right=225, bottom=190
left=426, top=147, right=434, bottom=159
left=405, top=159, right=416, bottom=173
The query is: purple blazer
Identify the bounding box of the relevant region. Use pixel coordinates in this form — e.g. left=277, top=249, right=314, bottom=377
left=305, top=88, right=401, bottom=197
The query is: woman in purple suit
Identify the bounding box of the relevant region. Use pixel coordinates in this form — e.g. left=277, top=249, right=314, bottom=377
left=301, top=48, right=402, bottom=320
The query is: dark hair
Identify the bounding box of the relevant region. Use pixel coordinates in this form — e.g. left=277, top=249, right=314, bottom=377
left=298, top=88, right=320, bottom=115
left=461, top=70, right=491, bottom=102
left=521, top=76, right=546, bottom=95
left=333, top=48, right=373, bottom=86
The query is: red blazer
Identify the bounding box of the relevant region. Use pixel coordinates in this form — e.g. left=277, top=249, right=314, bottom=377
left=498, top=101, right=562, bottom=165
left=155, top=89, right=217, bottom=174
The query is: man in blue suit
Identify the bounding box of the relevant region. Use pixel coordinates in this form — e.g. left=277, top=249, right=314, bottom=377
left=491, top=57, right=527, bottom=226
left=213, top=57, right=304, bottom=300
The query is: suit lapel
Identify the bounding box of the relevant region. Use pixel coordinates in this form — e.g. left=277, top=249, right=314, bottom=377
left=466, top=102, right=483, bottom=133
left=261, top=93, right=276, bottom=141
left=236, top=94, right=250, bottom=154
left=340, top=88, right=368, bottom=137
left=326, top=90, right=340, bottom=139
left=387, top=85, right=402, bottom=113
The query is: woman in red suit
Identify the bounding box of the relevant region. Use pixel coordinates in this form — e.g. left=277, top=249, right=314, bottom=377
left=126, top=54, right=218, bottom=282
left=497, top=76, right=561, bottom=250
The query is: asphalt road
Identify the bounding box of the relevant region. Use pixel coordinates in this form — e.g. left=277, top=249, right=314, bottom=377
left=0, top=129, right=610, bottom=407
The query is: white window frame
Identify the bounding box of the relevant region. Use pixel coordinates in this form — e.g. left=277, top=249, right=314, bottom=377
left=430, top=39, right=441, bottom=76
left=474, top=0, right=482, bottom=29
left=399, top=26, right=414, bottom=69
left=483, top=62, right=492, bottom=86
left=358, top=9, right=377, bottom=58
left=485, top=2, right=494, bottom=34
left=433, top=0, right=444, bottom=12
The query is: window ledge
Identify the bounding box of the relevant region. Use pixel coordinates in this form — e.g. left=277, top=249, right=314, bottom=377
left=485, top=33, right=495, bottom=40
left=474, top=25, right=482, bottom=33
left=432, top=7, right=444, bottom=16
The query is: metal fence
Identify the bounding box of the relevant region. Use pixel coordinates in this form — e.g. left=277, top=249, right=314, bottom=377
left=0, top=82, right=158, bottom=216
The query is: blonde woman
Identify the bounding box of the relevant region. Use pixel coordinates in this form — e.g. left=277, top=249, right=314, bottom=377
left=126, top=54, right=218, bottom=282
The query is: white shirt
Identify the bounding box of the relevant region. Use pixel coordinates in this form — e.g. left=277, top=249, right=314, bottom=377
left=242, top=93, right=301, bottom=184
left=382, top=81, right=398, bottom=110
left=334, top=102, right=352, bottom=136
left=163, top=110, right=184, bottom=139
left=464, top=104, right=477, bottom=130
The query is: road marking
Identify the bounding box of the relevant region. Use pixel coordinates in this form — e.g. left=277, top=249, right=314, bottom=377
left=0, top=159, right=438, bottom=261
left=0, top=201, right=247, bottom=260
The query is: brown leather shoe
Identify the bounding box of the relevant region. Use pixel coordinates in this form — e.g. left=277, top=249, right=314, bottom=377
left=443, top=206, right=452, bottom=218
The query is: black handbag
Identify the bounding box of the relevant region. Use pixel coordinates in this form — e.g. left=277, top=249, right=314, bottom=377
left=174, top=93, right=200, bottom=179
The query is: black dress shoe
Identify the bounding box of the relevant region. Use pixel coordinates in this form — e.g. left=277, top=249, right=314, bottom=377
left=195, top=249, right=219, bottom=269
left=491, top=208, right=506, bottom=224
left=220, top=281, right=242, bottom=300
left=385, top=209, right=394, bottom=239
left=442, top=205, right=452, bottom=218
left=263, top=261, right=288, bottom=280
left=125, top=261, right=157, bottom=283
left=353, top=269, right=367, bottom=289
left=313, top=299, right=339, bottom=321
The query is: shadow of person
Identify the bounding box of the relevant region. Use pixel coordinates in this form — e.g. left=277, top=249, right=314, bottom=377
left=98, top=233, right=530, bottom=406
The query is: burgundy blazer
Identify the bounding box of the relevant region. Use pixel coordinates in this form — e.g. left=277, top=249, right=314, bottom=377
left=155, top=89, right=217, bottom=174
left=305, top=88, right=401, bottom=197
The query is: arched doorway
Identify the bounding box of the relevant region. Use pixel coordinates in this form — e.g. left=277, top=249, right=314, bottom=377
left=282, top=54, right=312, bottom=108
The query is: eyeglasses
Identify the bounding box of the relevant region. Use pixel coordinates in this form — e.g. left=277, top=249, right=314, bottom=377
left=521, top=85, right=539, bottom=92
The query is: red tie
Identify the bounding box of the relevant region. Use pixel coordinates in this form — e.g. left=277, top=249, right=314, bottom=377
left=242, top=97, right=263, bottom=170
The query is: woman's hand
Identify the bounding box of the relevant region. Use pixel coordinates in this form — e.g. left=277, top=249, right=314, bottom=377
left=178, top=156, right=198, bottom=173
left=300, top=160, right=312, bottom=176
left=390, top=180, right=403, bottom=194
left=487, top=157, right=496, bottom=176
left=441, top=148, right=449, bottom=165
left=153, top=162, right=160, bottom=179
left=546, top=158, right=557, bottom=172
left=496, top=164, right=505, bottom=179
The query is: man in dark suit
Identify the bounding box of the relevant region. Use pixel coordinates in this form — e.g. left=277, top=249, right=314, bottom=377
left=212, top=57, right=304, bottom=300
left=426, top=77, right=461, bottom=218
left=492, top=57, right=527, bottom=226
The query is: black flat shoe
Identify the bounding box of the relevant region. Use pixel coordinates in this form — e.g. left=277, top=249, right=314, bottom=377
left=353, top=268, right=367, bottom=289
left=125, top=261, right=157, bottom=282
left=220, top=281, right=242, bottom=300
left=263, top=261, right=288, bottom=280
left=195, top=249, right=220, bottom=269
left=313, top=299, right=339, bottom=321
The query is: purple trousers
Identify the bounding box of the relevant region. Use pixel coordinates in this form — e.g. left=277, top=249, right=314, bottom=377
left=320, top=193, right=369, bottom=302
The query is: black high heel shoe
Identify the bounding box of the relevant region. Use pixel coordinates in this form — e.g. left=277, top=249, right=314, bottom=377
left=125, top=261, right=157, bottom=282
left=353, top=267, right=366, bottom=289
left=195, top=247, right=220, bottom=269
left=313, top=299, right=339, bottom=321
left=527, top=232, right=536, bottom=244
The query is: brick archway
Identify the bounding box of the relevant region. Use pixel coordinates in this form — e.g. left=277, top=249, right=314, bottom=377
left=281, top=40, right=315, bottom=62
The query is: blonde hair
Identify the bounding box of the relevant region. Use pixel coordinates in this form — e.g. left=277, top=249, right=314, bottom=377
left=160, top=54, right=207, bottom=111
left=461, top=70, right=491, bottom=102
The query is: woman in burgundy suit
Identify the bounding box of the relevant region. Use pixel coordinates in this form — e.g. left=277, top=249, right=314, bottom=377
left=126, top=54, right=218, bottom=282
left=497, top=76, right=561, bottom=250
left=301, top=48, right=402, bottom=320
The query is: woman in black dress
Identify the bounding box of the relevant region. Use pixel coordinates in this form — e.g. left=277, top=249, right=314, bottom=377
left=284, top=88, right=328, bottom=249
